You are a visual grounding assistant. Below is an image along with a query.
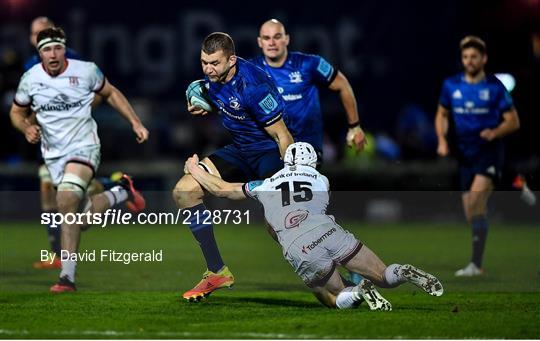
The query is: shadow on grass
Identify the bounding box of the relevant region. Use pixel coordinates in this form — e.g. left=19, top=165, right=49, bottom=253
left=241, top=282, right=306, bottom=292
left=212, top=295, right=322, bottom=308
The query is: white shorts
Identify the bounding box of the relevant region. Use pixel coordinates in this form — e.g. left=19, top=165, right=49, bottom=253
left=284, top=223, right=362, bottom=288
left=44, top=145, right=101, bottom=186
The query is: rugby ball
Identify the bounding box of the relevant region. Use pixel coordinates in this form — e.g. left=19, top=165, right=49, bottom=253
left=186, top=80, right=214, bottom=112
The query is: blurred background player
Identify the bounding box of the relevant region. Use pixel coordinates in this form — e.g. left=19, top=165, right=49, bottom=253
left=251, top=19, right=366, bottom=283
left=184, top=142, right=443, bottom=308
left=173, top=32, right=293, bottom=301
left=24, top=17, right=108, bottom=269
left=435, top=36, right=520, bottom=277
left=251, top=19, right=366, bottom=163
left=10, top=27, right=149, bottom=292
left=25, top=17, right=80, bottom=71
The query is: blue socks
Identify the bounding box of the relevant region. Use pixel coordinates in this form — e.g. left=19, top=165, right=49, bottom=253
left=471, top=215, right=488, bottom=268
left=349, top=272, right=364, bottom=285
left=184, top=203, right=224, bottom=273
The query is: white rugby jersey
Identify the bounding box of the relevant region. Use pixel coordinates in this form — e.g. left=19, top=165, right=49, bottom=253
left=243, top=164, right=336, bottom=250
left=14, top=59, right=104, bottom=159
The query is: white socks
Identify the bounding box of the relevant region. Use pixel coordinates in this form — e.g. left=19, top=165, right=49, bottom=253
left=60, top=259, right=76, bottom=283
left=336, top=286, right=361, bottom=309
left=104, top=186, right=128, bottom=207
left=384, top=263, right=405, bottom=287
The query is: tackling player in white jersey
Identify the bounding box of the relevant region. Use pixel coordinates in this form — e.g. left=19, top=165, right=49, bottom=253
left=184, top=142, right=443, bottom=309
left=10, top=27, right=149, bottom=293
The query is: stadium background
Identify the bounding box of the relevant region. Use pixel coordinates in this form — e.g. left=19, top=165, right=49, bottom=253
left=0, top=1, right=538, bottom=339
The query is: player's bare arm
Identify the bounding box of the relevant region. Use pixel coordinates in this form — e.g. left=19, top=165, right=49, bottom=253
left=480, top=107, right=520, bottom=141
left=9, top=103, right=41, bottom=144
left=263, top=118, right=293, bottom=157
left=435, top=104, right=450, bottom=156
left=25, top=112, right=38, bottom=125
left=90, top=94, right=104, bottom=110
left=185, top=154, right=246, bottom=200
left=98, top=79, right=149, bottom=143
left=328, top=71, right=366, bottom=151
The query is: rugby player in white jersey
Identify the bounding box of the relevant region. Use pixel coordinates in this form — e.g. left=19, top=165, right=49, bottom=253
left=184, top=142, right=443, bottom=309
left=25, top=17, right=110, bottom=270
left=10, top=27, right=149, bottom=293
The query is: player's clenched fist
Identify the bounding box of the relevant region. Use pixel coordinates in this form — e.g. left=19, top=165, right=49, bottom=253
left=437, top=140, right=449, bottom=157
left=24, top=124, right=41, bottom=144
left=184, top=154, right=200, bottom=174
left=347, top=126, right=367, bottom=152
left=132, top=123, right=149, bottom=143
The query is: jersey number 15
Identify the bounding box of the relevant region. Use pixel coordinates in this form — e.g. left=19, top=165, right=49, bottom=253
left=276, top=181, right=313, bottom=207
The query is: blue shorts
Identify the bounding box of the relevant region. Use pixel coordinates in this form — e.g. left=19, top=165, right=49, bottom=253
left=459, top=146, right=504, bottom=191
left=209, top=144, right=283, bottom=182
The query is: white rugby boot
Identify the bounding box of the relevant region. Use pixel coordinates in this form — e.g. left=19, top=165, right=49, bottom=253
left=400, top=264, right=444, bottom=296
left=354, top=279, right=392, bottom=311
left=455, top=262, right=483, bottom=277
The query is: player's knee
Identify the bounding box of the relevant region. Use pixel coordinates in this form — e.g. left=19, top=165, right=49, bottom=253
left=172, top=175, right=203, bottom=207
left=56, top=174, right=88, bottom=212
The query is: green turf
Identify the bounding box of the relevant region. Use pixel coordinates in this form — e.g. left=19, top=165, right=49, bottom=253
left=1, top=222, right=539, bottom=339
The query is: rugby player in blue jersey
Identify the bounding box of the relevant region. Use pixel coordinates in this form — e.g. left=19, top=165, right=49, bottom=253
left=251, top=19, right=366, bottom=161
left=173, top=32, right=294, bottom=301
left=251, top=19, right=366, bottom=284
left=435, top=36, right=520, bottom=277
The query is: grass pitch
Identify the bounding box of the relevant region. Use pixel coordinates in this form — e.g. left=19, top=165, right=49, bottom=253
left=0, top=222, right=539, bottom=339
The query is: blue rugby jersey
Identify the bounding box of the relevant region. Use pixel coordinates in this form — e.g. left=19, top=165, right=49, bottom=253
left=439, top=73, right=513, bottom=159
left=251, top=52, right=337, bottom=152
left=205, top=57, right=286, bottom=153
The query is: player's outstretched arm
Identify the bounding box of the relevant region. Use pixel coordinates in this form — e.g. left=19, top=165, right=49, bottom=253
left=435, top=104, right=450, bottom=156
left=480, top=107, right=520, bottom=141
left=10, top=103, right=40, bottom=144
left=185, top=154, right=246, bottom=200
left=264, top=118, right=293, bottom=157
left=328, top=71, right=366, bottom=151
left=98, top=79, right=149, bottom=143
